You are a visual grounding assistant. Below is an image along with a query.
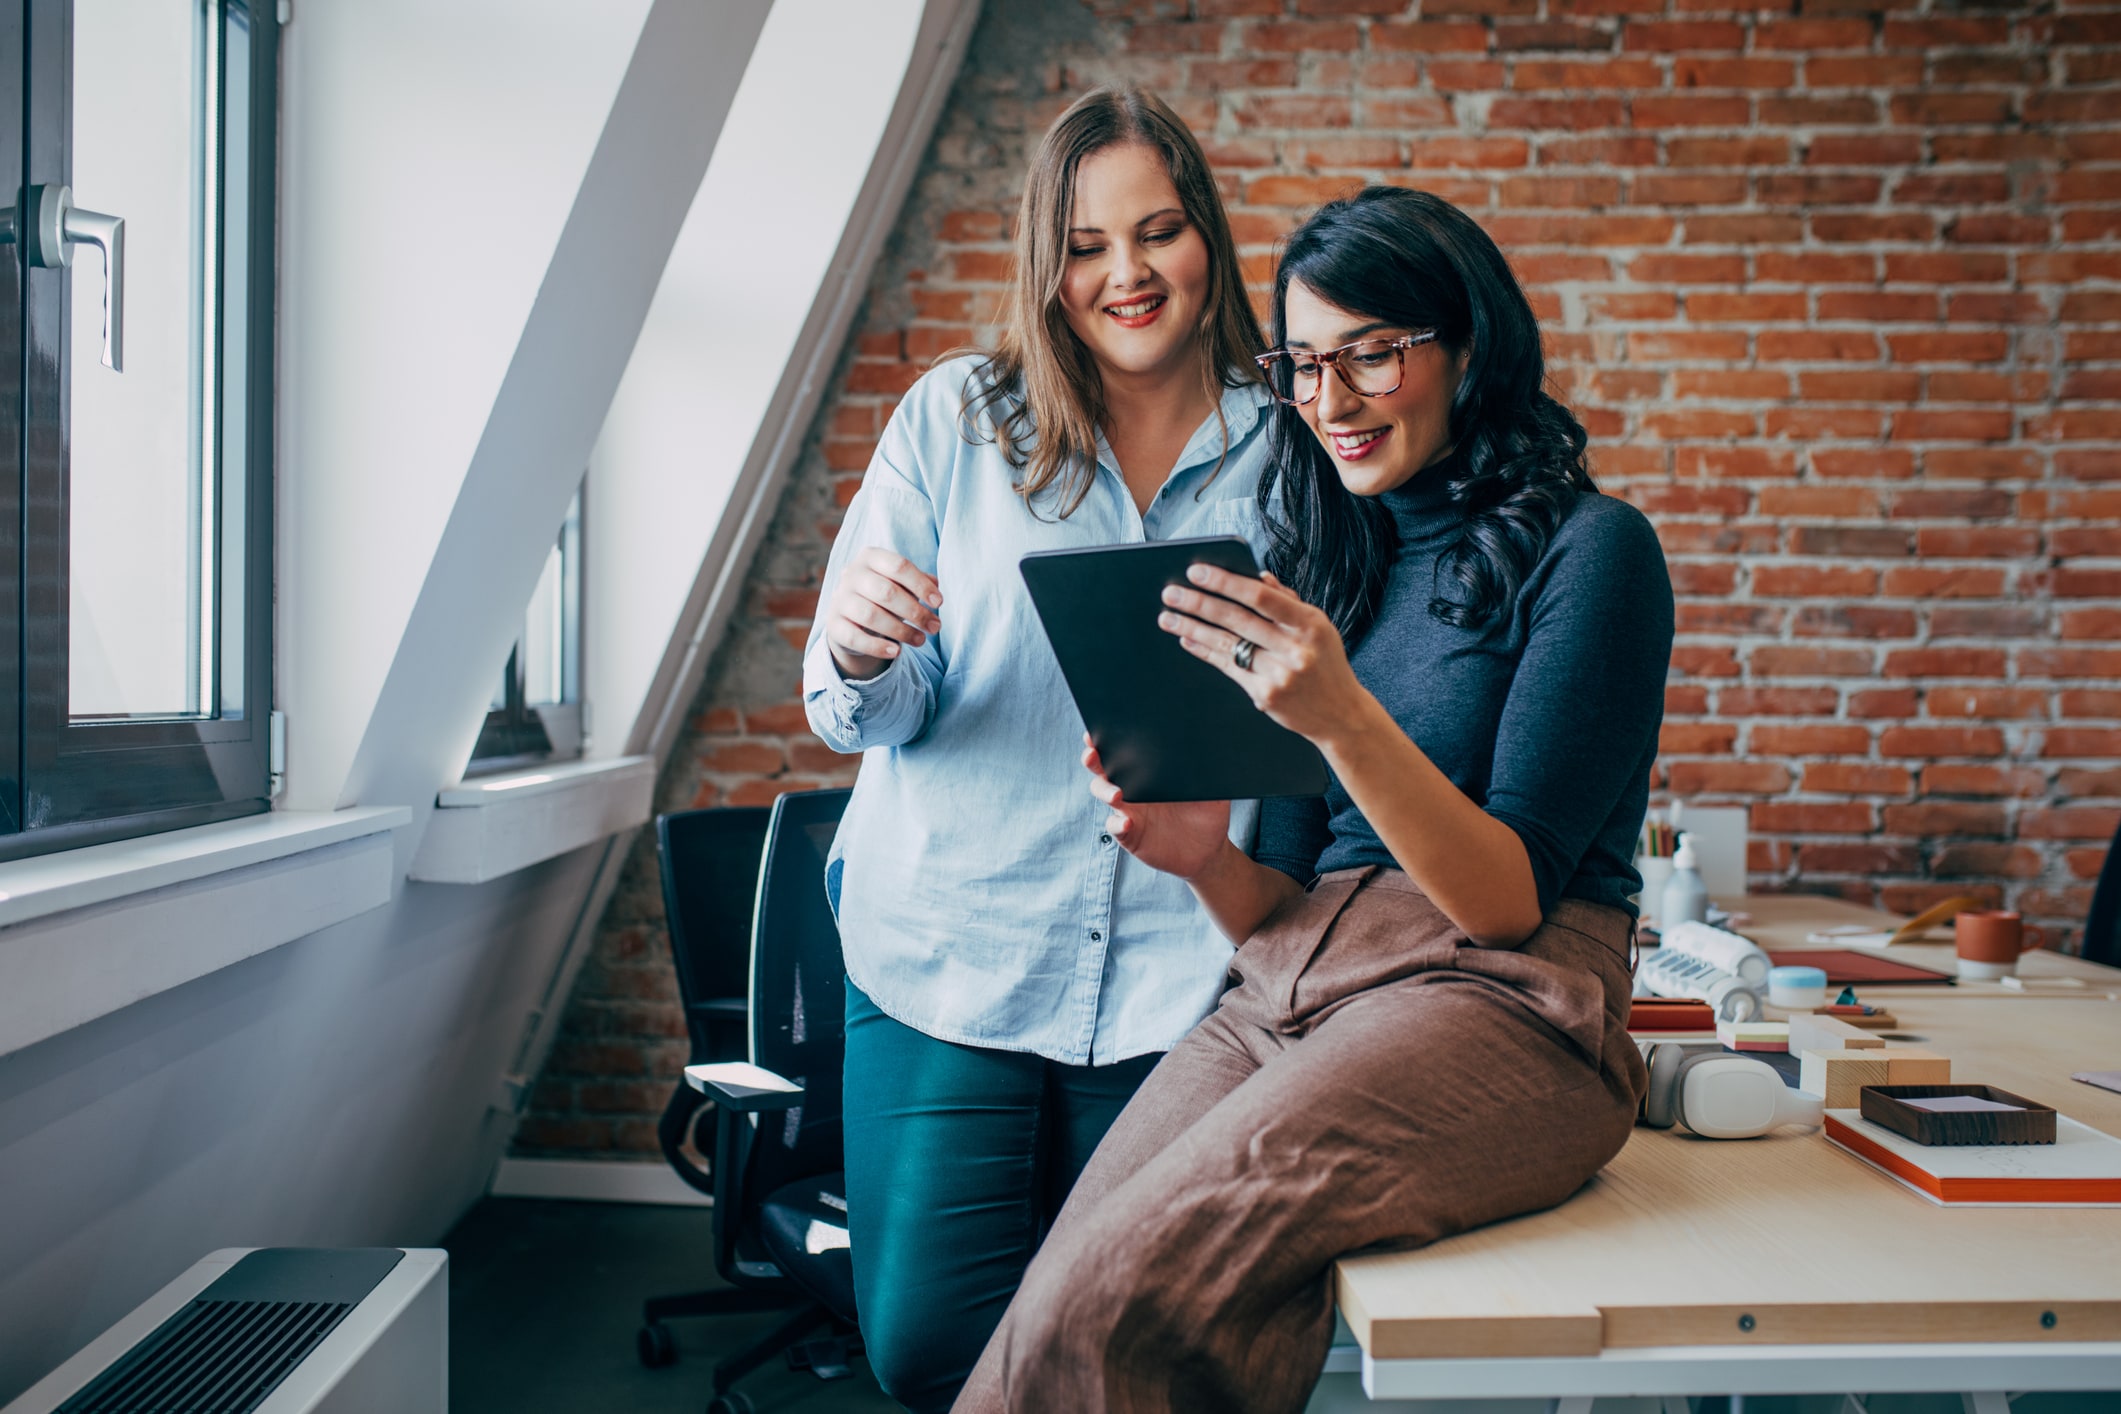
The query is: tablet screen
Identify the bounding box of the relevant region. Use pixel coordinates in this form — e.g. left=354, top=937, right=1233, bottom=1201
left=1020, top=537, right=1328, bottom=803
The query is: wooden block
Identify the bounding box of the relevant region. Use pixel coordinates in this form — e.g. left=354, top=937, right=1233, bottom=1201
left=1882, top=1047, right=1951, bottom=1085
left=1717, top=1019, right=1789, bottom=1052
left=1788, top=1013, right=1883, bottom=1054
left=1799, top=1047, right=1892, bottom=1108
left=1860, top=1084, right=2056, bottom=1147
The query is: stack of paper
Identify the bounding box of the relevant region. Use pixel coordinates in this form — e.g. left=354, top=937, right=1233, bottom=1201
left=1824, top=1110, right=2121, bottom=1206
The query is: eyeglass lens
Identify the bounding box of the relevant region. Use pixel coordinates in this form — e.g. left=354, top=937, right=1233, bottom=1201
left=1268, top=340, right=1404, bottom=405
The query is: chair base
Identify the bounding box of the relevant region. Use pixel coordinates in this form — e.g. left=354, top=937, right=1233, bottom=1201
left=637, top=1285, right=797, bottom=1371
left=711, top=1300, right=832, bottom=1395
left=637, top=1287, right=854, bottom=1402
left=642, top=1284, right=796, bottom=1327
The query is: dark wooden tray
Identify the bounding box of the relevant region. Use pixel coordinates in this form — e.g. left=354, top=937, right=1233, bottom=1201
left=1859, top=1084, right=2057, bottom=1146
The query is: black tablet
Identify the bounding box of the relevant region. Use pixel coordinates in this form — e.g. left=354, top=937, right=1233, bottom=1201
left=1019, top=537, right=1329, bottom=803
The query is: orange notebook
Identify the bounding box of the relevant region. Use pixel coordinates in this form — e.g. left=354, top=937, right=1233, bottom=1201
left=1824, top=1110, right=2121, bottom=1207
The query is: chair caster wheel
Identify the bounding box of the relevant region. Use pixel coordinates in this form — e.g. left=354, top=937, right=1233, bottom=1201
left=637, top=1321, right=677, bottom=1368
left=707, top=1393, right=756, bottom=1414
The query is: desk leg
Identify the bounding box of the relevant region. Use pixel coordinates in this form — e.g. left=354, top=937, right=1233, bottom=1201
left=1545, top=1399, right=1594, bottom=1414
left=1961, top=1395, right=2012, bottom=1414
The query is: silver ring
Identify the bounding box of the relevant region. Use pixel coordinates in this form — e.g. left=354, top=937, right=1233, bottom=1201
left=1232, top=638, right=1257, bottom=672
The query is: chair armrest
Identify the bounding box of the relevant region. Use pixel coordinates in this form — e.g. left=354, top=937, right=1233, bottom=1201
left=684, top=1061, right=806, bottom=1112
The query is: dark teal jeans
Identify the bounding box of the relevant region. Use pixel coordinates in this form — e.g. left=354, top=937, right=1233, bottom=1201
left=842, top=980, right=1159, bottom=1413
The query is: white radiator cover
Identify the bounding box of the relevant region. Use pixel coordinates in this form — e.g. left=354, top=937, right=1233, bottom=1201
left=2, top=1248, right=446, bottom=1414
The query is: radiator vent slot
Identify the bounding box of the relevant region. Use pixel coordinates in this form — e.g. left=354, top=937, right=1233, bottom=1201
left=56, top=1297, right=355, bottom=1413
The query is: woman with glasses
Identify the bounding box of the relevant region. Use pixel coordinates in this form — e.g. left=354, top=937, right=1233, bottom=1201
left=801, top=85, right=1272, bottom=1412
left=954, top=187, right=1674, bottom=1412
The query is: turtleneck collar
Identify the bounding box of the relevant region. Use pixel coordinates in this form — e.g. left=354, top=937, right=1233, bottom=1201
left=1377, top=446, right=1466, bottom=550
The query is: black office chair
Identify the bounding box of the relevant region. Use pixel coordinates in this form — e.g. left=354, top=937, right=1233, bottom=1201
left=649, top=805, right=771, bottom=1199
left=2080, top=815, right=2121, bottom=969
left=637, top=788, right=858, bottom=1414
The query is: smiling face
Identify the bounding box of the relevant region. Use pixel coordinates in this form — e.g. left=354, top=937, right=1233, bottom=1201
left=1056, top=143, right=1213, bottom=385
left=1283, top=278, right=1467, bottom=498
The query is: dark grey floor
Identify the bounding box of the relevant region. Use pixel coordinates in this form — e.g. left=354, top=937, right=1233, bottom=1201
left=445, top=1197, right=898, bottom=1414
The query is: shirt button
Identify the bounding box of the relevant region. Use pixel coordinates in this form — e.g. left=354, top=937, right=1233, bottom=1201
left=1090, top=931, right=1102, bottom=942
left=1099, top=833, right=1112, bottom=845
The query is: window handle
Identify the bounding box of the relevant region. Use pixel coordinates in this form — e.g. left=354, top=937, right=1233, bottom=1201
left=23, top=183, right=125, bottom=372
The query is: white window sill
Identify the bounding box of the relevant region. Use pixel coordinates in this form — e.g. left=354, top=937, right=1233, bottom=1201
left=0, top=806, right=410, bottom=1058
left=410, top=755, right=654, bottom=884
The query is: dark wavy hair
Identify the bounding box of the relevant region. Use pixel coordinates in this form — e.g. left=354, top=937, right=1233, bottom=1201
left=1262, top=187, right=1595, bottom=644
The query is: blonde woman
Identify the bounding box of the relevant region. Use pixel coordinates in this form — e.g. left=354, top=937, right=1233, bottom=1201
left=802, top=87, right=1269, bottom=1411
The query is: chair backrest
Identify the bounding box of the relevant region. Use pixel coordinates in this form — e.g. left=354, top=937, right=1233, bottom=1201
left=2082, top=815, right=2121, bottom=969
left=656, top=806, right=772, bottom=1061
left=744, top=787, right=853, bottom=1201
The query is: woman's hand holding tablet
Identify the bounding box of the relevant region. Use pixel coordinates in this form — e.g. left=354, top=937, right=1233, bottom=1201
left=1081, top=736, right=1230, bottom=880
left=1018, top=538, right=1328, bottom=803
left=1156, top=565, right=1368, bottom=743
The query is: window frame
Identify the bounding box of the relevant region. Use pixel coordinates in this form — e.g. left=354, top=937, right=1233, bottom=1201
left=467, top=484, right=584, bottom=777
left=0, top=0, right=277, bottom=860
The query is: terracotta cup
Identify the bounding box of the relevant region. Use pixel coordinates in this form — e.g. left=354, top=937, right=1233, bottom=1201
left=1954, top=909, right=2038, bottom=979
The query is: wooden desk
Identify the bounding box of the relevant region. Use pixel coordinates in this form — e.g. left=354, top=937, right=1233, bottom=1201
left=1325, top=896, right=2121, bottom=1407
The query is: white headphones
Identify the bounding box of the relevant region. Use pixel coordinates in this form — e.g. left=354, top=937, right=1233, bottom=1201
left=1638, top=1041, right=1824, bottom=1140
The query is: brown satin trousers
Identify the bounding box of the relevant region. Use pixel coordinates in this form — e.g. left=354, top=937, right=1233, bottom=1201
left=950, top=865, right=1647, bottom=1414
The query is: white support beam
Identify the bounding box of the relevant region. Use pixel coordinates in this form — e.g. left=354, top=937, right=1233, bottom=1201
left=276, top=0, right=660, bottom=814
left=336, top=0, right=769, bottom=861
left=602, top=0, right=983, bottom=767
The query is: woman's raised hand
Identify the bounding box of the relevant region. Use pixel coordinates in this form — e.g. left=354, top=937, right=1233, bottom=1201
left=1083, top=737, right=1231, bottom=881
left=1158, top=567, right=1367, bottom=744
left=825, top=548, right=944, bottom=681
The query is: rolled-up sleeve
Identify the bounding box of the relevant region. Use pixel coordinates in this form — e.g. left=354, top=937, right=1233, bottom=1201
left=802, top=415, right=947, bottom=753
left=803, top=621, right=934, bottom=751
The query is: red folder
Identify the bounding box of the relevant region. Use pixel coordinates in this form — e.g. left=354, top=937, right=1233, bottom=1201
left=1627, top=998, right=1717, bottom=1032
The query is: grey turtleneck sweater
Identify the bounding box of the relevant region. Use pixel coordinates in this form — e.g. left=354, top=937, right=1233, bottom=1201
left=1255, top=465, right=1674, bottom=919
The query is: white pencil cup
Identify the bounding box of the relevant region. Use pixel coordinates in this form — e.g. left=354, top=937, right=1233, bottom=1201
left=1634, top=856, right=1675, bottom=925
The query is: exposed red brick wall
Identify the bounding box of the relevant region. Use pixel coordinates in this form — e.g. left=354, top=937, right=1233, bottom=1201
left=515, top=0, right=2120, bottom=1158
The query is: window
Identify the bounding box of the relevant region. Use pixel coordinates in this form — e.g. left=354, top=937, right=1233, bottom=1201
left=469, top=488, right=583, bottom=772
left=0, top=0, right=276, bottom=859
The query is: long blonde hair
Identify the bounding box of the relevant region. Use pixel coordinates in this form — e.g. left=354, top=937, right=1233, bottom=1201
left=960, top=85, right=1264, bottom=517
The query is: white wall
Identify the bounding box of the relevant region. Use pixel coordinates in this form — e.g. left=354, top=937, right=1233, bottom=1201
left=585, top=0, right=926, bottom=759
left=0, top=0, right=744, bottom=1394
left=0, top=0, right=975, bottom=1399
left=0, top=853, right=603, bottom=1399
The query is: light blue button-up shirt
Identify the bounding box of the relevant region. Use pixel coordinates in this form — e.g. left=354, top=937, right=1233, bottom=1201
left=803, top=357, right=1276, bottom=1065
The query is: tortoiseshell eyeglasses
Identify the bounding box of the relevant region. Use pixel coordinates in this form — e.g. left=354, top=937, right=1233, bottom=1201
left=1254, top=332, right=1440, bottom=407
